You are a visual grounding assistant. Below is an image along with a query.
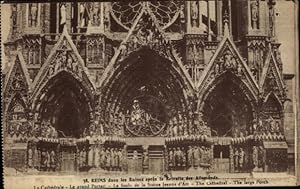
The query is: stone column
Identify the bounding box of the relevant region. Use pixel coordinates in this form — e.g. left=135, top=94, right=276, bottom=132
left=216, top=0, right=223, bottom=39
left=186, top=1, right=191, bottom=32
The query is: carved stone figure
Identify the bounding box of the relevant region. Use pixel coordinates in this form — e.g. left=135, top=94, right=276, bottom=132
left=30, top=4, right=38, bottom=27
left=251, top=0, right=259, bottom=29
left=94, top=146, right=100, bottom=168
left=91, top=2, right=101, bottom=26
left=105, top=148, right=111, bottom=169
left=258, top=146, right=265, bottom=169
left=60, top=3, right=67, bottom=25
left=50, top=150, right=56, bottom=170
left=191, top=1, right=198, bottom=27
left=269, top=4, right=275, bottom=36
left=142, top=151, right=149, bottom=169
left=100, top=148, right=106, bottom=168
left=28, top=147, right=33, bottom=168
left=193, top=146, right=200, bottom=167
left=117, top=149, right=122, bottom=169
left=252, top=146, right=258, bottom=169
left=168, top=148, right=174, bottom=167
left=238, top=148, right=245, bottom=170
left=187, top=146, right=194, bottom=167
left=234, top=148, right=239, bottom=170
left=88, top=146, right=94, bottom=167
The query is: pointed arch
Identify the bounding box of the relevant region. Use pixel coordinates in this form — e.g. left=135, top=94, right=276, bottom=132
left=3, top=51, right=31, bottom=97
left=31, top=26, right=96, bottom=104
left=31, top=71, right=94, bottom=138
left=264, top=92, right=283, bottom=108
left=197, top=35, right=259, bottom=109
left=99, top=48, right=190, bottom=122
left=4, top=93, right=28, bottom=137
left=200, top=72, right=255, bottom=137
left=260, top=49, right=285, bottom=98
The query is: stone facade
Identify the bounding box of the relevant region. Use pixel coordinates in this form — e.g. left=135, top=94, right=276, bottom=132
left=2, top=1, right=295, bottom=175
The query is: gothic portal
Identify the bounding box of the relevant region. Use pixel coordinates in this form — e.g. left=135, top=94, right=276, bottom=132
left=2, top=1, right=294, bottom=175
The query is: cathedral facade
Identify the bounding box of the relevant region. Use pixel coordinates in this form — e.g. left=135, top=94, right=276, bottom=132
left=2, top=1, right=295, bottom=175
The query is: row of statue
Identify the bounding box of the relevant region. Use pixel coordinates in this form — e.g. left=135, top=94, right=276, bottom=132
left=28, top=3, right=39, bottom=27
left=233, top=147, right=246, bottom=172
left=252, top=117, right=282, bottom=134
left=48, top=50, right=81, bottom=77
left=251, top=146, right=266, bottom=170
left=79, top=145, right=126, bottom=171
left=187, top=145, right=212, bottom=169
left=168, top=112, right=211, bottom=137
left=28, top=145, right=58, bottom=172
left=167, top=147, right=186, bottom=169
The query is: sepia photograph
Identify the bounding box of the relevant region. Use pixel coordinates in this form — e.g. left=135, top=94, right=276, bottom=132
left=1, top=0, right=299, bottom=188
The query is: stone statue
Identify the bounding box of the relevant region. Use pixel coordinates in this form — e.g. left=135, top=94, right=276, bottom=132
left=252, top=146, right=258, bottom=169
left=142, top=151, right=149, bottom=169
left=88, top=146, right=94, bottom=167
left=168, top=120, right=173, bottom=137
left=91, top=2, right=101, bottom=26
left=251, top=0, right=259, bottom=29
left=100, top=148, right=106, bottom=168
left=94, top=145, right=100, bottom=168
left=187, top=146, right=194, bottom=167
left=60, top=3, right=67, bottom=26
left=173, top=120, right=178, bottom=137
left=111, top=148, right=116, bottom=170
left=234, top=148, right=239, bottom=170
left=79, top=3, right=86, bottom=27
left=238, top=148, right=245, bottom=170
left=176, top=147, right=184, bottom=167
left=168, top=148, right=174, bottom=168
left=105, top=148, right=111, bottom=170
left=117, top=149, right=122, bottom=169
left=191, top=1, right=198, bottom=27
left=46, top=151, right=51, bottom=170
left=30, top=4, right=38, bottom=27
left=33, top=146, right=39, bottom=169
left=28, top=147, right=33, bottom=168
left=50, top=150, right=56, bottom=171
left=193, top=146, right=200, bottom=168
left=258, top=146, right=265, bottom=169
left=181, top=147, right=186, bottom=167
left=269, top=5, right=275, bottom=36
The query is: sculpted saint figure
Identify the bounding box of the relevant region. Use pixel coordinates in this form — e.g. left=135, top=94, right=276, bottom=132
left=60, top=3, right=66, bottom=25
left=88, top=146, right=94, bottom=167
left=168, top=148, right=174, bottom=168
left=187, top=146, right=194, bottom=167
left=94, top=146, right=100, bottom=168
left=50, top=150, right=56, bottom=171
left=234, top=148, right=239, bottom=170
left=252, top=146, right=259, bottom=169
left=238, top=148, right=245, bottom=171
left=28, top=147, right=33, bottom=168
left=30, top=4, right=38, bottom=27
left=191, top=1, right=198, bottom=27
left=193, top=146, right=200, bottom=167
left=251, top=0, right=259, bottom=29
left=99, top=148, right=106, bottom=168
left=106, top=148, right=111, bottom=170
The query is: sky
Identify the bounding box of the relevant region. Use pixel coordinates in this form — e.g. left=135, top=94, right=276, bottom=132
left=1, top=1, right=298, bottom=74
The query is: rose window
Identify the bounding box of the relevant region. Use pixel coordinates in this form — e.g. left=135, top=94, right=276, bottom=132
left=111, top=1, right=182, bottom=30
